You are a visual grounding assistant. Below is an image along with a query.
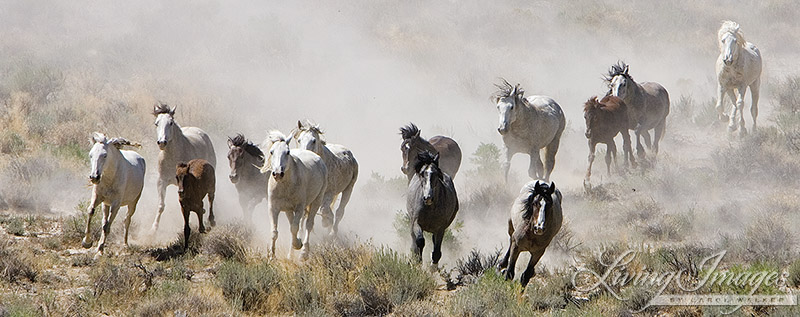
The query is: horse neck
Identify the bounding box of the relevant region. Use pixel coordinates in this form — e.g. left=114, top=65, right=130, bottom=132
left=242, top=151, right=265, bottom=180
left=102, top=147, right=123, bottom=181
left=417, top=137, right=437, bottom=153
left=161, top=124, right=190, bottom=159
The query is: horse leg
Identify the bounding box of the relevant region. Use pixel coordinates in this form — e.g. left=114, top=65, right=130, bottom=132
left=98, top=202, right=120, bottom=256
left=715, top=84, right=728, bottom=122
left=634, top=127, right=646, bottom=159
left=585, top=141, right=596, bottom=183
left=528, top=150, right=544, bottom=180
left=735, top=86, right=748, bottom=136
left=289, top=207, right=304, bottom=251
left=543, top=135, right=561, bottom=182
left=300, top=205, right=317, bottom=260
left=182, top=205, right=191, bottom=252
left=207, top=189, right=216, bottom=227
left=503, top=242, right=520, bottom=281
left=622, top=129, right=636, bottom=168
left=654, top=120, right=666, bottom=155
left=750, top=78, right=761, bottom=132
left=82, top=192, right=102, bottom=248
left=334, top=180, right=357, bottom=235
left=319, top=193, right=335, bottom=229
left=196, top=208, right=206, bottom=234
left=431, top=230, right=445, bottom=265
left=642, top=130, right=652, bottom=150
left=152, top=178, right=167, bottom=231
left=502, top=147, right=513, bottom=183
left=520, top=248, right=546, bottom=290
left=269, top=204, right=280, bottom=258
left=123, top=197, right=139, bottom=247
left=605, top=140, right=616, bottom=176
left=498, top=219, right=514, bottom=272
left=239, top=194, right=250, bottom=223
left=727, top=89, right=740, bottom=132
left=411, top=219, right=424, bottom=263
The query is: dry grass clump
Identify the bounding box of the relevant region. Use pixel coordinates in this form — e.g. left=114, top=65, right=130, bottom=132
left=201, top=224, right=252, bottom=262
left=0, top=237, right=39, bottom=283
left=449, top=269, right=527, bottom=316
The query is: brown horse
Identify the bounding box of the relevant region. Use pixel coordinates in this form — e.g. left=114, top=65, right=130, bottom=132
left=399, top=123, right=462, bottom=181
left=583, top=95, right=635, bottom=183
left=498, top=180, right=562, bottom=289
left=176, top=159, right=216, bottom=252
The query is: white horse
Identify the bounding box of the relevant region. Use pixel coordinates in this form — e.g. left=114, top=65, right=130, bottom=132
left=151, top=103, right=217, bottom=231
left=83, top=132, right=146, bottom=256
left=715, top=20, right=762, bottom=135
left=260, top=130, right=327, bottom=259
left=494, top=79, right=566, bottom=182
left=294, top=121, right=358, bottom=236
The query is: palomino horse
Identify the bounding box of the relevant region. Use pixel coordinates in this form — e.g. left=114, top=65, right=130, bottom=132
left=715, top=21, right=762, bottom=136
left=583, top=95, right=634, bottom=183
left=227, top=134, right=267, bottom=222
left=260, top=130, right=327, bottom=259
left=498, top=180, right=562, bottom=289
left=294, top=121, right=358, bottom=235
left=151, top=103, right=217, bottom=232
left=494, top=79, right=565, bottom=182
left=84, top=132, right=146, bottom=256
left=400, top=123, right=462, bottom=181
left=407, top=151, right=458, bottom=265
left=606, top=62, right=670, bottom=158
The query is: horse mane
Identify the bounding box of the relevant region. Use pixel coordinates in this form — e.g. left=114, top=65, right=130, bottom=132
left=152, top=102, right=175, bottom=116
left=267, top=130, right=287, bottom=143
left=598, top=95, right=624, bottom=112
left=521, top=181, right=552, bottom=219
left=583, top=96, right=602, bottom=112
left=230, top=133, right=263, bottom=159
left=718, top=20, right=745, bottom=48
left=494, top=78, right=525, bottom=99
left=400, top=123, right=420, bottom=140
left=603, top=61, right=633, bottom=84
left=414, top=151, right=440, bottom=174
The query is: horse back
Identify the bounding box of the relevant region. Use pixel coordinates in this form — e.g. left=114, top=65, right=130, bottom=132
left=429, top=136, right=462, bottom=179
left=181, top=126, right=217, bottom=167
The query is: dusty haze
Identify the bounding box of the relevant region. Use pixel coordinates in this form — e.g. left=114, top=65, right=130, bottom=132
left=1, top=1, right=799, bottom=266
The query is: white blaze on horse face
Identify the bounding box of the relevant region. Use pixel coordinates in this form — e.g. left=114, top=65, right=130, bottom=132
left=422, top=165, right=434, bottom=206
left=610, top=76, right=628, bottom=100
left=88, top=142, right=108, bottom=184
left=721, top=33, right=737, bottom=65
left=533, top=199, right=546, bottom=235
left=400, top=141, right=412, bottom=174
left=496, top=96, right=516, bottom=134
left=154, top=113, right=173, bottom=150
left=269, top=141, right=290, bottom=180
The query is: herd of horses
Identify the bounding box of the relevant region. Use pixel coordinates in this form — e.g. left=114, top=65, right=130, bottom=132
left=80, top=21, right=762, bottom=287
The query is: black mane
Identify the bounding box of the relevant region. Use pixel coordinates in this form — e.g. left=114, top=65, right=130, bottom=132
left=603, top=61, right=633, bottom=84
left=152, top=102, right=174, bottom=115
left=414, top=150, right=440, bottom=174
left=400, top=123, right=420, bottom=140
left=229, top=133, right=263, bottom=160
left=521, top=182, right=553, bottom=219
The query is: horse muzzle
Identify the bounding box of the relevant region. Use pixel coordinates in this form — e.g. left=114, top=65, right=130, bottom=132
left=157, top=140, right=167, bottom=150
left=533, top=224, right=545, bottom=236
left=423, top=196, right=433, bottom=206
left=497, top=126, right=508, bottom=134
left=229, top=173, right=239, bottom=183
left=400, top=166, right=408, bottom=174
left=585, top=130, right=591, bottom=139
left=88, top=175, right=100, bottom=184
left=272, top=171, right=285, bottom=180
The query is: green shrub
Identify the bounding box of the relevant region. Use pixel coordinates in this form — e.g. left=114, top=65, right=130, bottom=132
left=215, top=260, right=281, bottom=312
left=357, top=249, right=435, bottom=315
left=450, top=269, right=526, bottom=316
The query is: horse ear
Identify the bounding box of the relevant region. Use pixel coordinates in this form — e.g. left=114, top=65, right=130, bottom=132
left=170, top=106, right=176, bottom=116
left=433, top=153, right=440, bottom=164
left=297, top=120, right=304, bottom=130
left=548, top=181, right=556, bottom=194
left=413, top=129, right=420, bottom=138
left=227, top=137, right=234, bottom=148
left=92, top=132, right=106, bottom=144
left=623, top=65, right=629, bottom=75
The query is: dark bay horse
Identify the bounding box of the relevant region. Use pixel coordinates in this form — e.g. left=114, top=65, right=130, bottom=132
left=583, top=95, right=635, bottom=182
left=227, top=134, right=267, bottom=222
left=605, top=62, right=670, bottom=158
left=400, top=123, right=462, bottom=181
left=407, top=151, right=459, bottom=265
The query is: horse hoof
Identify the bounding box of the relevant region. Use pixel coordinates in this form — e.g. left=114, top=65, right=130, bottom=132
left=209, top=219, right=216, bottom=227
left=81, top=238, right=93, bottom=249
left=292, top=239, right=303, bottom=250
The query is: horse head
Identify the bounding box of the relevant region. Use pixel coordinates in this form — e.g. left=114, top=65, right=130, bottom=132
left=399, top=123, right=423, bottom=175
left=494, top=79, right=524, bottom=135
left=524, top=180, right=556, bottom=235
left=297, top=120, right=326, bottom=154
left=265, top=130, right=291, bottom=181
left=415, top=151, right=441, bottom=206
left=606, top=62, right=633, bottom=100
left=227, top=133, right=248, bottom=183
left=153, top=103, right=177, bottom=150
left=719, top=21, right=743, bottom=66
